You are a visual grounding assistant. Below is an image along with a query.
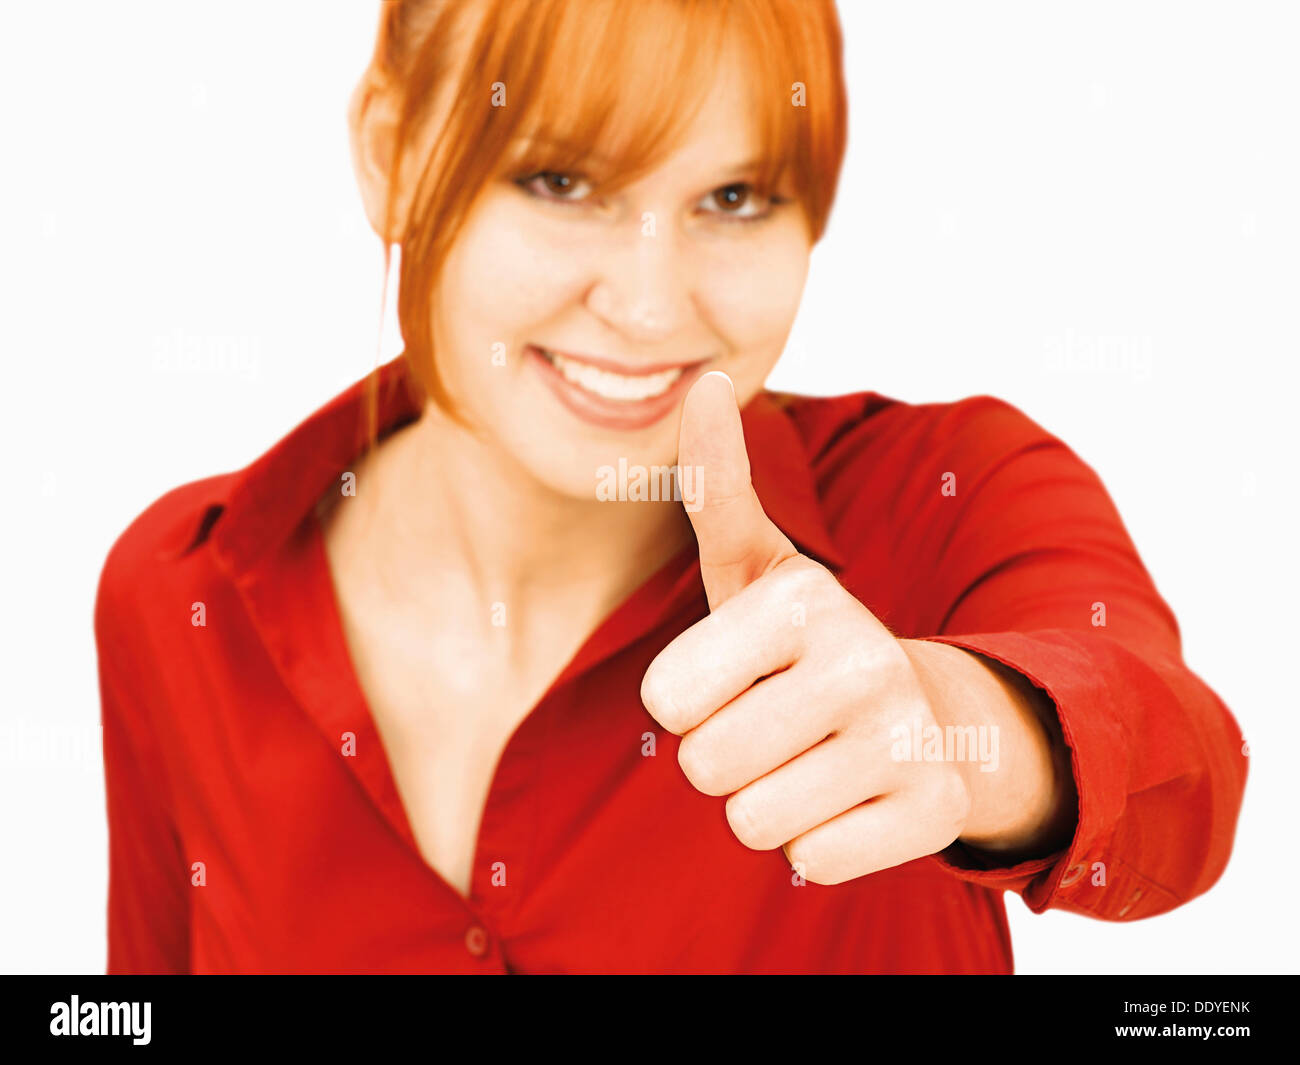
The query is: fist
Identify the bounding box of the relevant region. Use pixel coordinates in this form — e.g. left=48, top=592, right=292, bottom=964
left=641, top=372, right=971, bottom=886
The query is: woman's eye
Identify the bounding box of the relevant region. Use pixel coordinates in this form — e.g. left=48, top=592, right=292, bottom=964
left=516, top=172, right=784, bottom=223
left=518, top=171, right=594, bottom=203
left=700, top=182, right=782, bottom=222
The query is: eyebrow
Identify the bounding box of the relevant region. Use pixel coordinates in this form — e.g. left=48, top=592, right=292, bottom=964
left=716, top=158, right=765, bottom=180
left=511, top=133, right=608, bottom=164
left=512, top=134, right=768, bottom=183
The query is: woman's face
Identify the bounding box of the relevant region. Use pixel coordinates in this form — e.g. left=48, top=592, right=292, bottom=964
left=424, top=65, right=813, bottom=501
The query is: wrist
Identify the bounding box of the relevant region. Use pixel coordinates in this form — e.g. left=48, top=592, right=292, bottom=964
left=898, top=638, right=1076, bottom=857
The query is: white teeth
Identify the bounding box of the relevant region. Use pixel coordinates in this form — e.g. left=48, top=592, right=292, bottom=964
left=543, top=348, right=683, bottom=402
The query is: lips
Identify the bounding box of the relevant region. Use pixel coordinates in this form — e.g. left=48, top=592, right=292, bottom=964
left=526, top=344, right=710, bottom=431
left=540, top=347, right=685, bottom=401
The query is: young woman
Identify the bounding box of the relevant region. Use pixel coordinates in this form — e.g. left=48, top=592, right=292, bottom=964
left=96, top=0, right=1247, bottom=974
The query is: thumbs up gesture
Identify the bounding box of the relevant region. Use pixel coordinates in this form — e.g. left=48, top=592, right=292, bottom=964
left=641, top=372, right=984, bottom=885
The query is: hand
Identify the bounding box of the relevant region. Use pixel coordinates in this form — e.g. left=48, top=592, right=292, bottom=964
left=640, top=372, right=975, bottom=886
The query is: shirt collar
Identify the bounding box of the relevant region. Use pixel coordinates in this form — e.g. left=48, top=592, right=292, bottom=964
left=161, top=354, right=844, bottom=576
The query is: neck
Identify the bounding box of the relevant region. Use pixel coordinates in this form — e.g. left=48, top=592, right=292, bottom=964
left=333, top=400, right=696, bottom=629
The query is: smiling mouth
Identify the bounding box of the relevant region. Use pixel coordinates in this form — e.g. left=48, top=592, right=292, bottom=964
left=533, top=346, right=699, bottom=403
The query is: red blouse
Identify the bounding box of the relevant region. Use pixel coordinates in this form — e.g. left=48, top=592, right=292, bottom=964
left=95, top=354, right=1247, bottom=974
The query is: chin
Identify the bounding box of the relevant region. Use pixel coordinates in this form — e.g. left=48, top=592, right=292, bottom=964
left=517, top=432, right=687, bottom=506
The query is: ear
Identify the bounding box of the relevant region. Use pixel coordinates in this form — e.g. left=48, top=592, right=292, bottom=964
left=347, top=70, right=403, bottom=242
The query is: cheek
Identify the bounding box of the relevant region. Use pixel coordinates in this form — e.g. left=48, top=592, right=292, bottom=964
left=445, top=199, right=590, bottom=332
left=431, top=201, right=584, bottom=410
left=695, top=231, right=809, bottom=352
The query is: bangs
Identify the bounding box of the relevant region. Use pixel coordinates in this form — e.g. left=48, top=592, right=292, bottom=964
left=423, top=0, right=844, bottom=215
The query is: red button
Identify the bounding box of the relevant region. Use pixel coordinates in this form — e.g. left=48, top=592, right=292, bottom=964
left=465, top=924, right=489, bottom=957
left=1060, top=863, right=1087, bottom=887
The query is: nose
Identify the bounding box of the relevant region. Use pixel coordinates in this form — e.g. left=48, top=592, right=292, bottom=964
left=585, top=216, right=697, bottom=344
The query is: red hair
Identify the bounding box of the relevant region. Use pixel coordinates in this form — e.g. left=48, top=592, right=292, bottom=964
left=360, top=0, right=848, bottom=444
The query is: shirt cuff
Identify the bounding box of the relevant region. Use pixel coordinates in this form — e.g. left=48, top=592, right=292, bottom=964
left=912, top=631, right=1176, bottom=919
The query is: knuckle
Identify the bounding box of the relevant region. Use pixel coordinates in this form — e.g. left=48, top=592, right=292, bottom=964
left=938, top=767, right=972, bottom=819
left=676, top=735, right=723, bottom=794
left=786, top=840, right=831, bottom=885
left=833, top=636, right=899, bottom=698
left=924, top=768, right=971, bottom=844
left=725, top=794, right=772, bottom=850
left=640, top=666, right=688, bottom=734
left=778, top=554, right=829, bottom=600
left=874, top=637, right=915, bottom=679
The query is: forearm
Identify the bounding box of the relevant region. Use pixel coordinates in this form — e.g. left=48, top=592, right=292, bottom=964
left=899, top=638, right=1077, bottom=860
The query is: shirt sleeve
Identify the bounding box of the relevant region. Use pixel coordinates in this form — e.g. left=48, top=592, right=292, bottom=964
left=906, top=397, right=1248, bottom=921
left=96, top=566, right=191, bottom=974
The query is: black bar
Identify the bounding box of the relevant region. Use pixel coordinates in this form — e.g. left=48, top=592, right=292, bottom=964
left=0, top=975, right=1276, bottom=1053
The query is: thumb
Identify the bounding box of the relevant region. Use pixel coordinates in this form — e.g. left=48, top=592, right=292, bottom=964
left=677, top=371, right=798, bottom=610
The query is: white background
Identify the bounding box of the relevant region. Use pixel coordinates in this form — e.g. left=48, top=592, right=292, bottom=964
left=1, top=1, right=1296, bottom=974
